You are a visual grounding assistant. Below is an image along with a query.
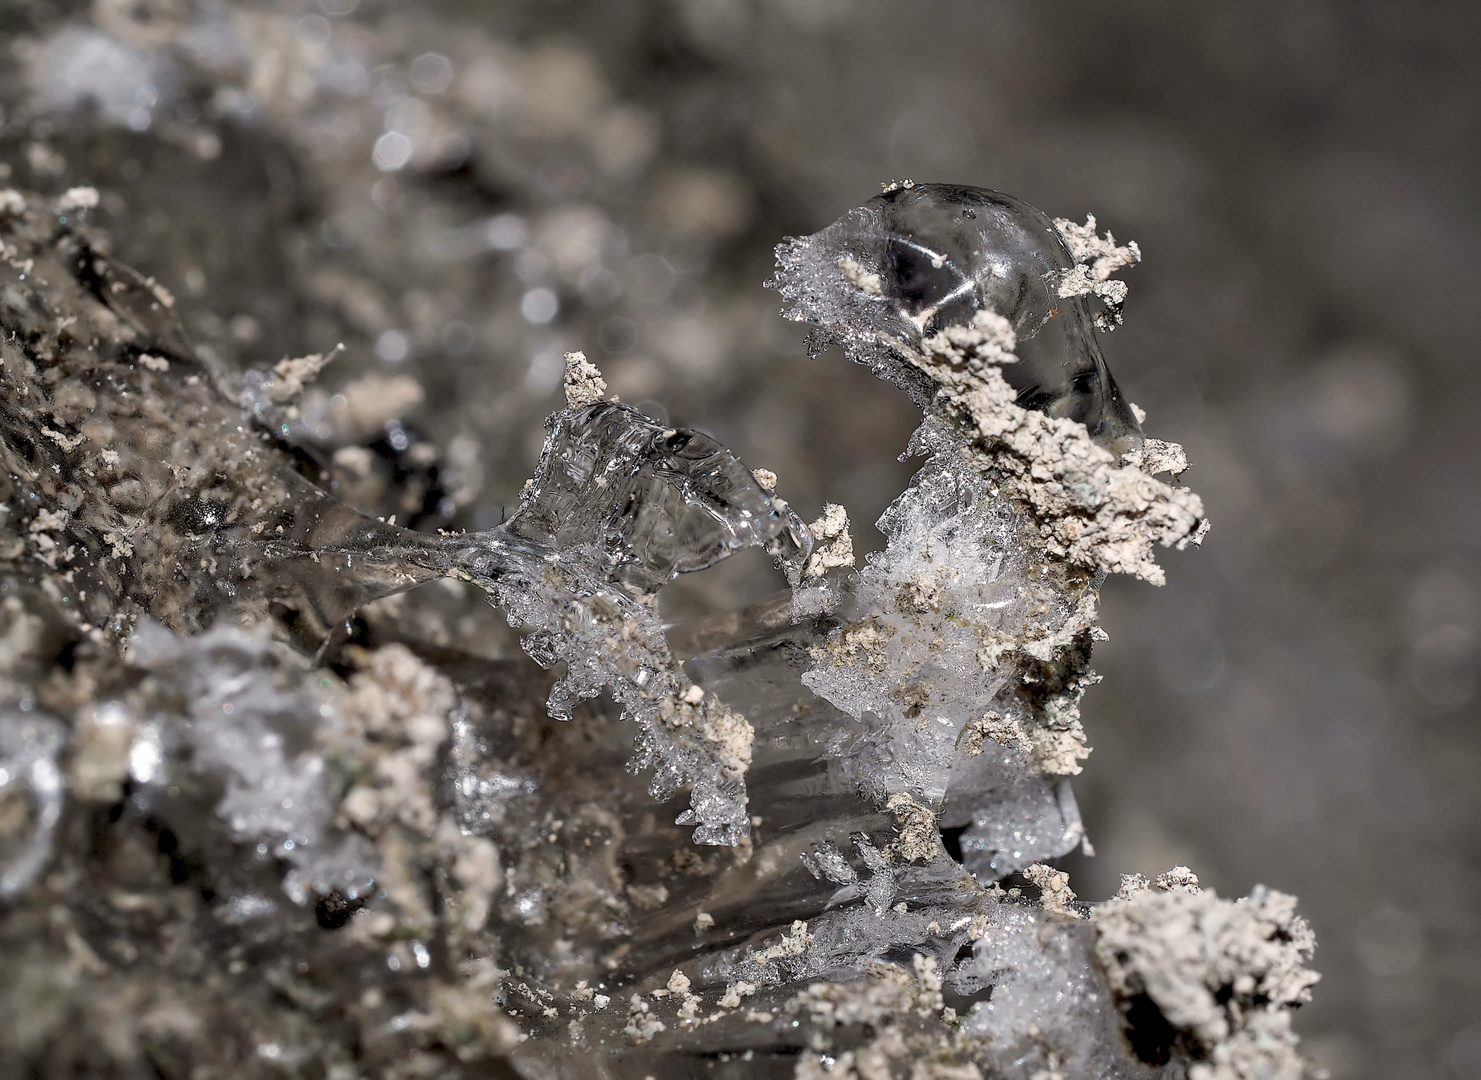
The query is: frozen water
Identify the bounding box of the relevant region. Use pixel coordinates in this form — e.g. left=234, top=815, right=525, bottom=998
left=126, top=620, right=378, bottom=905
left=0, top=709, right=67, bottom=898
left=952, top=776, right=1086, bottom=878
left=429, top=395, right=809, bottom=845
left=0, top=176, right=1306, bottom=1080
left=770, top=182, right=1145, bottom=455
left=960, top=905, right=1158, bottom=1080
left=500, top=398, right=808, bottom=594
left=485, top=189, right=1222, bottom=1074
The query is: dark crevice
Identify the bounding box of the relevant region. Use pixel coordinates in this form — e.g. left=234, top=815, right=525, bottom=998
left=1122, top=991, right=1178, bottom=1066
left=940, top=824, right=968, bottom=863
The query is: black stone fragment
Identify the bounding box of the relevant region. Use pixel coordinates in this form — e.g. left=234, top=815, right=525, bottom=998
left=315, top=891, right=368, bottom=930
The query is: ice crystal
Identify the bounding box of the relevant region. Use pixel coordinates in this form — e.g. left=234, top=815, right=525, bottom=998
left=124, top=620, right=378, bottom=906
left=772, top=183, right=1145, bottom=452
left=0, top=709, right=66, bottom=898
left=426, top=382, right=809, bottom=844
left=0, top=188, right=803, bottom=845
left=0, top=181, right=1315, bottom=1080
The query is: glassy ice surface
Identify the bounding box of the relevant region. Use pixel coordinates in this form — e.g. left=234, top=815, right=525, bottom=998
left=0, top=185, right=1309, bottom=1080
left=771, top=183, right=1145, bottom=454
left=422, top=397, right=808, bottom=846
left=505, top=401, right=806, bottom=594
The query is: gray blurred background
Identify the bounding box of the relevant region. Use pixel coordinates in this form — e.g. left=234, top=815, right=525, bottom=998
left=4, top=1, right=1478, bottom=1076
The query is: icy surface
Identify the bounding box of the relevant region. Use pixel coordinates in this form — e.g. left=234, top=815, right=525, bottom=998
left=771, top=182, right=1205, bottom=584
left=0, top=189, right=800, bottom=846
left=772, top=183, right=1145, bottom=451
left=423, top=357, right=809, bottom=845
left=0, top=709, right=66, bottom=898
left=125, top=620, right=378, bottom=905
left=0, top=178, right=1314, bottom=1080
left=759, top=185, right=1204, bottom=912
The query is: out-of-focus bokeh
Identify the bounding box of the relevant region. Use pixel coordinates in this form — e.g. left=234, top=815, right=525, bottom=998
left=3, top=2, right=1478, bottom=1076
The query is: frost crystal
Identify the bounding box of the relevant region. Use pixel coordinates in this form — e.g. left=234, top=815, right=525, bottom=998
left=124, top=620, right=378, bottom=905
